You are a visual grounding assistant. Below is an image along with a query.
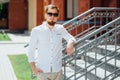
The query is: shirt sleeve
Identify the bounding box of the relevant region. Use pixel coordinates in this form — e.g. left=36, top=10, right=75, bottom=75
left=61, top=25, right=76, bottom=43
left=27, top=28, right=38, bottom=63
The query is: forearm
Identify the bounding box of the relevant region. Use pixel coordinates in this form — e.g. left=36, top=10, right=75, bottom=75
left=30, top=62, right=37, bottom=75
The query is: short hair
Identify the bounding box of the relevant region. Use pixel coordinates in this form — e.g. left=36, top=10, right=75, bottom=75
left=45, top=4, right=59, bottom=13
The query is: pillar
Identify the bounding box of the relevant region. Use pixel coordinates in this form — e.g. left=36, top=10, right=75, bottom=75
left=28, top=0, right=36, bottom=30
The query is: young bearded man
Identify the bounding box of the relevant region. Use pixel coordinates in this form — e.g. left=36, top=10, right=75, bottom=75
left=28, top=4, right=76, bottom=80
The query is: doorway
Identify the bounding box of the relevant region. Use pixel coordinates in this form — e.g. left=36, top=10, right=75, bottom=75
left=0, top=2, right=8, bottom=29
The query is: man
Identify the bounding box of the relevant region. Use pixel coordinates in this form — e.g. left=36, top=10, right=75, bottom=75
left=28, top=4, right=76, bottom=80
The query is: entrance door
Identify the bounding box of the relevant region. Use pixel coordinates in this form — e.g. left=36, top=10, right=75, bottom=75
left=9, top=0, right=28, bottom=31
left=0, top=3, right=8, bottom=29
left=65, top=0, right=79, bottom=20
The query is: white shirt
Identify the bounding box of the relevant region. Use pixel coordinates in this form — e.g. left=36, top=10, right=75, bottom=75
left=28, top=21, right=76, bottom=73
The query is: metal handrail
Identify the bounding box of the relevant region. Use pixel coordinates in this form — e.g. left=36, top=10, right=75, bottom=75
left=63, top=18, right=120, bottom=80
left=62, top=7, right=120, bottom=51
left=63, top=7, right=120, bottom=26
left=62, top=7, right=120, bottom=80
left=75, top=17, right=120, bottom=48
left=62, top=16, right=120, bottom=60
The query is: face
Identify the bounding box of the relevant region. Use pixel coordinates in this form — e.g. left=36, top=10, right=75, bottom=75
left=45, top=8, right=59, bottom=26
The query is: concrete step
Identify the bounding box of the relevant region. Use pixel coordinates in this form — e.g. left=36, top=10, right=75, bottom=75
left=98, top=45, right=120, bottom=53
left=113, top=77, right=120, bottom=80
left=86, top=52, right=120, bottom=68
left=62, top=67, right=89, bottom=80
left=71, top=60, right=112, bottom=80
left=63, top=45, right=120, bottom=80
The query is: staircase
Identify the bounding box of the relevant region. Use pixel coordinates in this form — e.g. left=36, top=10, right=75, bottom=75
left=62, top=7, right=120, bottom=80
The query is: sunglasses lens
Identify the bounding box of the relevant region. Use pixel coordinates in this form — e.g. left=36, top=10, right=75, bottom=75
left=47, top=13, right=52, bottom=16
left=47, top=12, right=58, bottom=17
left=53, top=13, right=58, bottom=17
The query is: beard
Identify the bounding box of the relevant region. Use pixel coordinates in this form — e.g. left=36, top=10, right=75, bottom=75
left=47, top=21, right=56, bottom=26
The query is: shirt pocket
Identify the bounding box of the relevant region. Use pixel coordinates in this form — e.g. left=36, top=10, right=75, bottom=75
left=54, top=33, right=62, bottom=42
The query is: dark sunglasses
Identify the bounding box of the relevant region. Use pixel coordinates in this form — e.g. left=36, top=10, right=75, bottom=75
left=47, top=12, right=59, bottom=17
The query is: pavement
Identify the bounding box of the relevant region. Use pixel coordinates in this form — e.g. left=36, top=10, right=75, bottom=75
left=1, top=32, right=120, bottom=80
left=0, top=32, right=30, bottom=80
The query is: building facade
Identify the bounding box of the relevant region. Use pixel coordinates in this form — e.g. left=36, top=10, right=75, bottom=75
left=0, top=0, right=120, bottom=31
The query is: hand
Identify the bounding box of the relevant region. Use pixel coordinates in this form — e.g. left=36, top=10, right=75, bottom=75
left=30, top=62, right=44, bottom=77
left=33, top=68, right=43, bottom=76
left=66, top=41, right=75, bottom=55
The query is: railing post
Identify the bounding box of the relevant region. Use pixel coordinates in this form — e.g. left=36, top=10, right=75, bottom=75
left=63, top=57, right=66, bottom=80
left=74, top=49, right=77, bottom=80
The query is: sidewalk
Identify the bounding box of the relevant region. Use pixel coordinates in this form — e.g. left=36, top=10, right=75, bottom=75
left=0, top=53, right=17, bottom=80
left=0, top=33, right=30, bottom=80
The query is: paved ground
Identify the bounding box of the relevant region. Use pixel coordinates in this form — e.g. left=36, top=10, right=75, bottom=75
left=0, top=33, right=30, bottom=80
left=1, top=32, right=120, bottom=80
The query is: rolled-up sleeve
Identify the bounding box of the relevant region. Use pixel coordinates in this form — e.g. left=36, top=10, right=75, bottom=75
left=61, top=25, right=76, bottom=43
left=28, top=28, right=38, bottom=63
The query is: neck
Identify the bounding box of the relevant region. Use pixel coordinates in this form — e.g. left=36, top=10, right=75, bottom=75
left=48, top=25, right=54, bottom=29
left=47, top=23, right=54, bottom=29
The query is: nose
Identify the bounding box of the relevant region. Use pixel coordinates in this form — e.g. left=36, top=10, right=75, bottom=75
left=50, top=16, right=54, bottom=20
